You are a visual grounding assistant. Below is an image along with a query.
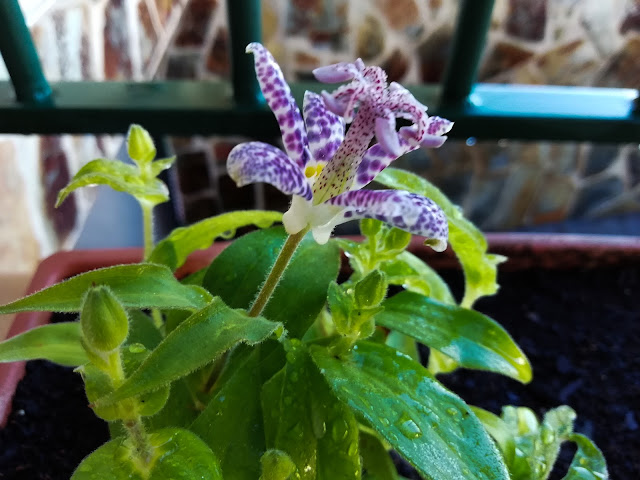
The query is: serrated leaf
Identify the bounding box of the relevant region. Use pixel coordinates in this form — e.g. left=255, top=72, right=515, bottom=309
left=377, top=291, right=531, bottom=382
left=96, top=298, right=281, bottom=406
left=149, top=210, right=283, bottom=270
left=0, top=264, right=212, bottom=315
left=310, top=341, right=509, bottom=480
left=71, top=428, right=223, bottom=480
left=56, top=158, right=168, bottom=207
left=562, top=433, right=608, bottom=480
left=375, top=168, right=506, bottom=307
left=0, top=322, right=87, bottom=366
left=203, top=227, right=340, bottom=338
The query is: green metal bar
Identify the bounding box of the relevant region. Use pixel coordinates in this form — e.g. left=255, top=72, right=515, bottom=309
left=439, top=0, right=494, bottom=108
left=0, top=80, right=638, bottom=143
left=0, top=0, right=52, bottom=105
left=226, top=0, right=262, bottom=107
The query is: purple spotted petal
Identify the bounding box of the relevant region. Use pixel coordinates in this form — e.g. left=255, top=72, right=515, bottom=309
left=325, top=189, right=449, bottom=251
left=246, top=43, right=310, bottom=168
left=227, top=142, right=312, bottom=200
left=313, top=61, right=361, bottom=83
left=352, top=140, right=415, bottom=191
left=387, top=83, right=429, bottom=146
left=375, top=113, right=402, bottom=156
left=303, top=91, right=344, bottom=165
left=426, top=116, right=454, bottom=136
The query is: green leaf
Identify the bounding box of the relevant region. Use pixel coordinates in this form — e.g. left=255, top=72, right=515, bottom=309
left=470, top=407, right=516, bottom=469
left=203, top=226, right=340, bottom=338
left=96, top=298, right=281, bottom=406
left=379, top=251, right=455, bottom=305
left=150, top=157, right=176, bottom=177
left=71, top=428, right=223, bottom=480
left=260, top=450, right=297, bottom=480
left=385, top=331, right=420, bottom=363
left=0, top=264, right=212, bottom=315
left=310, top=341, right=509, bottom=480
left=359, top=431, right=397, bottom=480
left=127, top=310, right=163, bottom=350
left=262, top=340, right=361, bottom=480
left=0, top=322, right=87, bottom=366
left=127, top=124, right=157, bottom=166
left=377, top=291, right=531, bottom=383
left=149, top=210, right=283, bottom=271
left=56, top=158, right=169, bottom=207
left=562, top=434, right=608, bottom=480
left=375, top=168, right=505, bottom=307
left=191, top=342, right=285, bottom=480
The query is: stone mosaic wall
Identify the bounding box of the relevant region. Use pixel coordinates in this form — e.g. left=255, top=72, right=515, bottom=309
left=1, top=0, right=639, bottom=274
left=0, top=0, right=187, bottom=273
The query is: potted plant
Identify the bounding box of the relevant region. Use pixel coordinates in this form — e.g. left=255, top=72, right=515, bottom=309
left=0, top=44, right=610, bottom=479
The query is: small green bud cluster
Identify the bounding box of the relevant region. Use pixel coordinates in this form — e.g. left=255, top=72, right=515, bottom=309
left=81, top=286, right=129, bottom=357
left=328, top=270, right=388, bottom=343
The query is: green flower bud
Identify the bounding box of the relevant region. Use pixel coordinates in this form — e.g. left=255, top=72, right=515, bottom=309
left=81, top=286, right=129, bottom=353
left=260, top=449, right=296, bottom=480
left=127, top=124, right=156, bottom=167
left=354, top=270, right=388, bottom=308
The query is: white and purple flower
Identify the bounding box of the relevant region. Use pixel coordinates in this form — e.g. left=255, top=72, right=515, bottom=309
left=227, top=43, right=453, bottom=250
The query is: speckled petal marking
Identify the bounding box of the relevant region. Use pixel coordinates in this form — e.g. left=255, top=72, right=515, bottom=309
left=352, top=138, right=416, bottom=190
left=387, top=86, right=429, bottom=146
left=325, top=189, right=449, bottom=251
left=246, top=43, right=310, bottom=168
left=303, top=91, right=344, bottom=167
left=227, top=142, right=312, bottom=200
left=313, top=61, right=361, bottom=83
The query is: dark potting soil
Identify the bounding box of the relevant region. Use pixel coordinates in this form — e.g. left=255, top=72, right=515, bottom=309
left=0, top=265, right=638, bottom=479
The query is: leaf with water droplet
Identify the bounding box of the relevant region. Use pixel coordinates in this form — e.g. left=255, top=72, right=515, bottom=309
left=310, top=341, right=509, bottom=480
left=359, top=431, right=396, bottom=480
left=377, top=292, right=532, bottom=383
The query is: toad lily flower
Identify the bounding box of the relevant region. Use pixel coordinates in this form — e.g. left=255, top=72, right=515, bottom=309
left=227, top=43, right=453, bottom=250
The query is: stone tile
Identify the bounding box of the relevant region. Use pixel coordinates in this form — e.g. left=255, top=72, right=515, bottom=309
left=480, top=41, right=535, bottom=81
left=0, top=141, right=41, bottom=273
left=138, top=0, right=158, bottom=69
left=40, top=137, right=77, bottom=243
left=356, top=15, right=385, bottom=61
left=378, top=0, right=420, bottom=32
left=184, top=194, right=220, bottom=223
left=380, top=49, right=410, bottom=83
left=572, top=176, right=624, bottom=217
left=104, top=0, right=132, bottom=79
left=465, top=175, right=507, bottom=228
left=583, top=145, right=620, bottom=176
left=530, top=174, right=576, bottom=224
left=535, top=39, right=601, bottom=86
left=213, top=140, right=240, bottom=164
left=417, top=26, right=453, bottom=83
left=155, top=0, right=174, bottom=28
left=166, top=54, right=200, bottom=79
left=506, top=0, right=547, bottom=42
left=205, top=28, right=230, bottom=77
left=596, top=36, right=640, bottom=88
left=175, top=0, right=217, bottom=47
left=628, top=147, right=640, bottom=187
left=620, top=4, right=640, bottom=34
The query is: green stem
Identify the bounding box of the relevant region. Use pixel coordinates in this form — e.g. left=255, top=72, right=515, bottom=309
left=141, top=202, right=154, bottom=261
left=124, top=418, right=154, bottom=471
left=249, top=227, right=309, bottom=317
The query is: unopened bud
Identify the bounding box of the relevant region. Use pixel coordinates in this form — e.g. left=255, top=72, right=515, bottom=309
left=81, top=286, right=129, bottom=353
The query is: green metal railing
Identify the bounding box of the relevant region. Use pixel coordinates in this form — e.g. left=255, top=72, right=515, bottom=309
left=0, top=0, right=638, bottom=143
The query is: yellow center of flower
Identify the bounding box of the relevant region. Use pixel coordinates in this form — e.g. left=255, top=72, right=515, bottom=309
left=304, top=164, right=324, bottom=179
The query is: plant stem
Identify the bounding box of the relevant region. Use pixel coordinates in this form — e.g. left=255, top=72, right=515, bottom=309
left=249, top=227, right=309, bottom=317
left=141, top=202, right=154, bottom=260
left=124, top=417, right=154, bottom=471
